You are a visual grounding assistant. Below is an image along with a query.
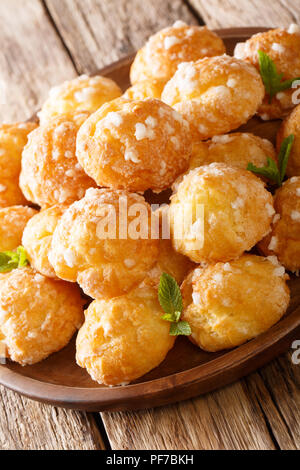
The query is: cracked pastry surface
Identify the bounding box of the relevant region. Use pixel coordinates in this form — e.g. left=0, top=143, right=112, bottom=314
left=189, top=133, right=277, bottom=172
left=181, top=255, right=290, bottom=352
left=169, top=163, right=274, bottom=264
left=39, top=74, right=122, bottom=123
left=76, top=285, right=175, bottom=386
left=140, top=206, right=195, bottom=289
left=76, top=97, right=192, bottom=192
left=0, top=205, right=37, bottom=252
left=0, top=267, right=84, bottom=365
left=0, top=122, right=37, bottom=208
left=258, top=177, right=300, bottom=273
left=123, top=78, right=166, bottom=101
left=161, top=55, right=264, bottom=140
left=130, top=21, right=225, bottom=84
left=22, top=205, right=67, bottom=278
left=49, top=188, right=159, bottom=299
left=20, top=111, right=96, bottom=208
left=234, top=26, right=300, bottom=120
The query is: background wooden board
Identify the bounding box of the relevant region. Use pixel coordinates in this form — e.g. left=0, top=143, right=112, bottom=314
left=0, top=386, right=105, bottom=450
left=189, top=0, right=298, bottom=28
left=0, top=0, right=77, bottom=122
left=0, top=0, right=299, bottom=450
left=44, top=0, right=199, bottom=74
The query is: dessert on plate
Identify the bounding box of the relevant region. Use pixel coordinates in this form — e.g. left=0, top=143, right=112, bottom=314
left=0, top=22, right=296, bottom=387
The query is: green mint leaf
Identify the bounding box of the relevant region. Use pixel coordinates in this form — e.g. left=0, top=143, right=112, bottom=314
left=161, top=313, right=176, bottom=322
left=17, top=246, right=29, bottom=268
left=258, top=50, right=300, bottom=103
left=0, top=246, right=29, bottom=273
left=174, top=311, right=181, bottom=322
left=0, top=252, right=15, bottom=272
left=277, top=78, right=300, bottom=93
left=247, top=133, right=294, bottom=187
left=258, top=50, right=279, bottom=101
left=158, top=274, right=192, bottom=336
left=247, top=157, right=280, bottom=185
left=158, top=272, right=183, bottom=315
left=170, top=321, right=192, bottom=336
left=278, top=134, right=294, bottom=183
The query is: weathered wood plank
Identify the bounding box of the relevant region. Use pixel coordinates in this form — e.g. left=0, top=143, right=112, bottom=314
left=41, top=0, right=300, bottom=451
left=44, top=0, right=199, bottom=74
left=0, top=0, right=76, bottom=123
left=189, top=0, right=296, bottom=28
left=0, top=0, right=107, bottom=450
left=281, top=0, right=300, bottom=24
left=0, top=0, right=298, bottom=452
left=254, top=352, right=300, bottom=449
left=102, top=378, right=277, bottom=450
left=101, top=349, right=300, bottom=450
left=0, top=386, right=105, bottom=450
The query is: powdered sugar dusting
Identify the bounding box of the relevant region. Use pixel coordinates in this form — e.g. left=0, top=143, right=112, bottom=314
left=135, top=123, right=155, bottom=141
left=192, top=292, right=201, bottom=305
left=287, top=24, right=300, bottom=34
left=164, top=36, right=181, bottom=50
left=291, top=210, right=300, bottom=221
left=64, top=249, right=77, bottom=268
left=124, top=149, right=140, bottom=163
left=272, top=43, right=285, bottom=53
left=268, top=236, right=278, bottom=251
left=105, top=112, right=123, bottom=127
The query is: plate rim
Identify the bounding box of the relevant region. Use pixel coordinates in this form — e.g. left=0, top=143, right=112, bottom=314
left=0, top=306, right=299, bottom=410
left=1, top=26, right=299, bottom=411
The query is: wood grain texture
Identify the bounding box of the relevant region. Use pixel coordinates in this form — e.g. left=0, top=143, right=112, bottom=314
left=0, top=0, right=76, bottom=123
left=102, top=352, right=300, bottom=450
left=189, top=0, right=295, bottom=28
left=102, top=378, right=277, bottom=450
left=0, top=385, right=105, bottom=450
left=0, top=0, right=105, bottom=451
left=281, top=0, right=300, bottom=23
left=0, top=0, right=299, bottom=452
left=257, top=352, right=300, bottom=449
left=44, top=0, right=199, bottom=74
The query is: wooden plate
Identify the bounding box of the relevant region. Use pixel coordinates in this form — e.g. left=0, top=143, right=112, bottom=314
left=0, top=27, right=299, bottom=412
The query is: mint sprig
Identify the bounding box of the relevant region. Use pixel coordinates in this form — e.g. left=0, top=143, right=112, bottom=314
left=158, top=273, right=191, bottom=336
left=0, top=246, right=29, bottom=273
left=247, top=134, right=294, bottom=187
left=258, top=50, right=300, bottom=103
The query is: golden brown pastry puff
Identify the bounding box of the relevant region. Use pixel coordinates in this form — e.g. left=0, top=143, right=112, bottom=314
left=22, top=205, right=67, bottom=278
left=20, top=111, right=96, bottom=208
left=277, top=104, right=300, bottom=176
left=0, top=205, right=37, bottom=252
left=130, top=21, right=225, bottom=84
left=76, top=285, right=175, bottom=386
left=173, top=132, right=276, bottom=192
left=169, top=163, right=274, bottom=264
left=258, top=177, right=300, bottom=273
left=161, top=55, right=264, bottom=140
left=0, top=122, right=37, bottom=208
left=181, top=255, right=290, bottom=352
left=123, top=78, right=167, bottom=101
left=0, top=267, right=84, bottom=365
left=234, top=26, right=300, bottom=120
left=39, top=75, right=122, bottom=124
left=189, top=133, right=277, bottom=172
left=76, top=97, right=192, bottom=193
left=140, top=205, right=195, bottom=289
left=49, top=188, right=159, bottom=299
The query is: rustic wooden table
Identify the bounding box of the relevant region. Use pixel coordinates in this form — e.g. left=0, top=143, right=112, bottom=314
left=0, top=0, right=299, bottom=451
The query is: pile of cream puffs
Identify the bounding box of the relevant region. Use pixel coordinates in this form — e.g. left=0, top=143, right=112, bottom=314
left=0, top=21, right=299, bottom=387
